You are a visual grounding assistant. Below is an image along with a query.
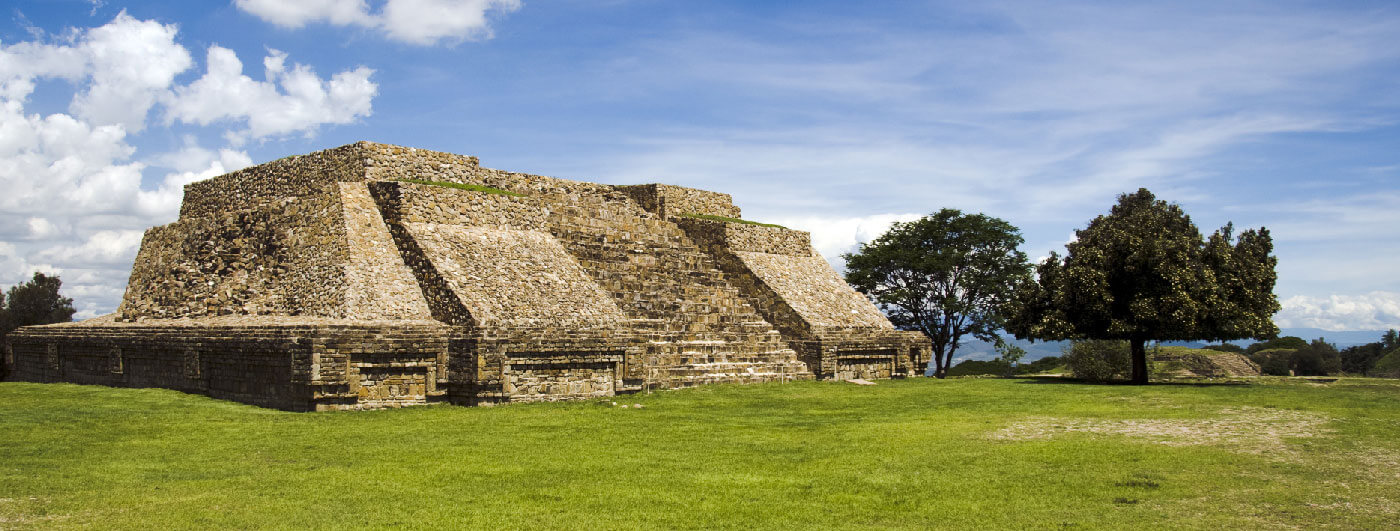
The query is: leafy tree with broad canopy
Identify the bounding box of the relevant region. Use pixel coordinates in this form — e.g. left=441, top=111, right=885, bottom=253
left=844, top=209, right=1032, bottom=378
left=1007, top=189, right=1279, bottom=384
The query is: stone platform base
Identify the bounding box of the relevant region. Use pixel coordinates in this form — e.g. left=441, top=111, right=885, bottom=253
left=1, top=316, right=884, bottom=411
left=4, top=316, right=449, bottom=411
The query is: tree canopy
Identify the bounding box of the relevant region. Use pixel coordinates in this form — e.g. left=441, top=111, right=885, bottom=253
left=3, top=272, right=77, bottom=330
left=1007, top=189, right=1279, bottom=384
left=844, top=209, right=1031, bottom=378
left=1, top=272, right=77, bottom=380
left=1338, top=329, right=1400, bottom=376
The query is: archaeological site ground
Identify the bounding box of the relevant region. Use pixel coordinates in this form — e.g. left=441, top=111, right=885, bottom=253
left=3, top=377, right=1397, bottom=527
left=2, top=142, right=929, bottom=410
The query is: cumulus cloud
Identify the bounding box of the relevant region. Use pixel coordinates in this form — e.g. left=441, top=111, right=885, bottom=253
left=1276, top=292, right=1400, bottom=331
left=0, top=13, right=372, bottom=316
left=235, top=0, right=521, bottom=46
left=165, top=46, right=376, bottom=143
left=35, top=230, right=146, bottom=268
left=70, top=12, right=192, bottom=132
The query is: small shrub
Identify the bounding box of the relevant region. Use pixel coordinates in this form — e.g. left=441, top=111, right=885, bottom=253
left=1247, top=336, right=1307, bottom=355
left=946, top=359, right=1009, bottom=377
left=1063, top=340, right=1131, bottom=382
left=1250, top=349, right=1294, bottom=376
left=1371, top=349, right=1400, bottom=378
left=1015, top=356, right=1063, bottom=375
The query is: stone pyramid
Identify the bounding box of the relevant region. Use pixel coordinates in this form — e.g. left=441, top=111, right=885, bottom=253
left=4, top=142, right=929, bottom=410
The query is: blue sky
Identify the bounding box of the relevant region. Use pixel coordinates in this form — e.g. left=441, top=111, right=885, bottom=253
left=2, top=0, right=1398, bottom=330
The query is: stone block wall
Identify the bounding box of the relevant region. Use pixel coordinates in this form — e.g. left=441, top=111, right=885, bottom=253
left=617, top=183, right=741, bottom=219
left=447, top=327, right=638, bottom=406
left=337, top=183, right=435, bottom=320
left=180, top=143, right=366, bottom=219
left=5, top=316, right=448, bottom=411
left=119, top=186, right=351, bottom=320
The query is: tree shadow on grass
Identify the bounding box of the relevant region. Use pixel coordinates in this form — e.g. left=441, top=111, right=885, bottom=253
left=1011, top=375, right=1254, bottom=387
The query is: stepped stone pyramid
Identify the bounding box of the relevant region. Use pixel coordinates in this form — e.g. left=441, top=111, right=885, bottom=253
left=4, top=142, right=930, bottom=410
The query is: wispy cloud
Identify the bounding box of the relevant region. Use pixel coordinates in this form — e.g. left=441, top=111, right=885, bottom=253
left=548, top=1, right=1400, bottom=328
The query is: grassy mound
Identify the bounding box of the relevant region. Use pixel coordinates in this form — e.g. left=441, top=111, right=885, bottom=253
left=2, top=377, right=1398, bottom=528
left=1153, top=346, right=1261, bottom=377
left=679, top=213, right=787, bottom=229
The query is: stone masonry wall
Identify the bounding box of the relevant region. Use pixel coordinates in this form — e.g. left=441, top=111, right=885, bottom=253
left=180, top=143, right=367, bottom=219
left=732, top=250, right=893, bottom=330
left=118, top=186, right=350, bottom=320
left=677, top=218, right=811, bottom=256
left=360, top=143, right=631, bottom=203
left=676, top=217, right=891, bottom=330
left=616, top=184, right=742, bottom=219
left=402, top=223, right=626, bottom=330
left=337, top=182, right=435, bottom=320
left=6, top=316, right=448, bottom=411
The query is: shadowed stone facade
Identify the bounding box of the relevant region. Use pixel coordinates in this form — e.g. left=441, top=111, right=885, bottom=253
left=4, top=142, right=930, bottom=410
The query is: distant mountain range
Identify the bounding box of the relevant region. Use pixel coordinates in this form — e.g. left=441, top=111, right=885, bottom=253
left=949, top=328, right=1395, bottom=363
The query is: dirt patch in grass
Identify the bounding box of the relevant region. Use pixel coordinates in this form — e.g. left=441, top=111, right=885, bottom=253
left=992, top=406, right=1330, bottom=454
left=1348, top=448, right=1400, bottom=483
left=0, top=496, right=70, bottom=526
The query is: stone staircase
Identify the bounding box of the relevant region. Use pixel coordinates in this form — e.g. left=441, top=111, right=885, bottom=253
left=1207, top=352, right=1262, bottom=377
left=544, top=197, right=810, bottom=387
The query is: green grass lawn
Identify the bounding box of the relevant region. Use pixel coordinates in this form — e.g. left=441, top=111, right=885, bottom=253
left=2, top=377, right=1398, bottom=529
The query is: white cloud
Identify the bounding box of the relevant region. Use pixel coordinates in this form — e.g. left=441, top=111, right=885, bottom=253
left=70, top=12, right=192, bottom=132
left=0, top=12, right=196, bottom=132
left=235, top=0, right=521, bottom=46
left=35, top=230, right=145, bottom=267
left=232, top=0, right=374, bottom=28
left=772, top=213, right=923, bottom=270
left=165, top=46, right=376, bottom=143
left=0, top=13, right=372, bottom=317
left=1276, top=292, right=1400, bottom=331
left=26, top=217, right=61, bottom=240
left=380, top=0, right=521, bottom=45
left=0, top=102, right=141, bottom=217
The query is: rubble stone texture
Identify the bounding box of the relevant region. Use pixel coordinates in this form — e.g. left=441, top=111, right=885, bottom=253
left=4, top=142, right=930, bottom=410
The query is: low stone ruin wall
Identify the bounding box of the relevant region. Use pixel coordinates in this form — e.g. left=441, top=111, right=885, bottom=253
left=5, top=317, right=450, bottom=411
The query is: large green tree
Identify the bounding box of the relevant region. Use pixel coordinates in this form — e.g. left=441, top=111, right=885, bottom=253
left=844, top=209, right=1032, bottom=378
left=1008, top=189, right=1279, bottom=384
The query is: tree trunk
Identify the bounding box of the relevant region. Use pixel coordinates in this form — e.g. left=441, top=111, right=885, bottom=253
left=928, top=347, right=943, bottom=378
left=1130, top=337, right=1149, bottom=385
